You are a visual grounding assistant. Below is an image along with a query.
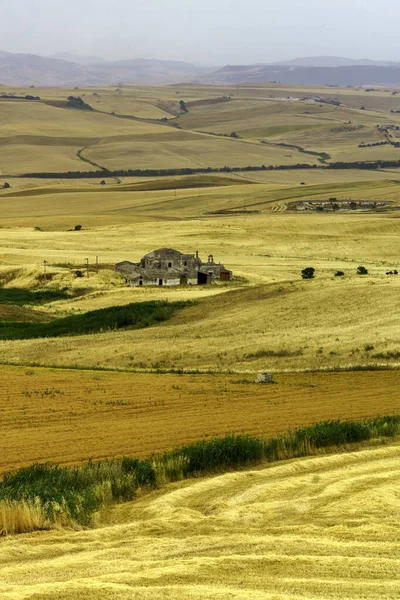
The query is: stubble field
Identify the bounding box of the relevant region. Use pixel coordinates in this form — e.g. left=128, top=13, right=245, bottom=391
left=1, top=443, right=400, bottom=599
left=1, top=365, right=400, bottom=475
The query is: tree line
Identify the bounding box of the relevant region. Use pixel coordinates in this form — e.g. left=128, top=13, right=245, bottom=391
left=17, top=158, right=400, bottom=179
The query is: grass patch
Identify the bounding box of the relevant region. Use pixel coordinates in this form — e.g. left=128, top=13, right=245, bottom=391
left=244, top=349, right=303, bottom=359
left=237, top=125, right=320, bottom=138
left=0, top=288, right=71, bottom=306
left=1, top=415, right=400, bottom=535
left=0, top=300, right=192, bottom=340
left=372, top=350, right=400, bottom=360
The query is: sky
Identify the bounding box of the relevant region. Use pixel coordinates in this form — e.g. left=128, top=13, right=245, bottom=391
left=1, top=0, right=400, bottom=65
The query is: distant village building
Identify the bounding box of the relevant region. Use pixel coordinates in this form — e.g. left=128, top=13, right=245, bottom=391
left=115, top=248, right=233, bottom=286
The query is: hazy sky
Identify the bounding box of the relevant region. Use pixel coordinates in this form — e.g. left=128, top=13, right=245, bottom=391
left=2, top=0, right=400, bottom=64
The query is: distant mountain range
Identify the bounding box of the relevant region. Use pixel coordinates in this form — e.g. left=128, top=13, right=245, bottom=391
left=0, top=50, right=212, bottom=87
left=198, top=62, right=400, bottom=87
left=1, top=50, right=400, bottom=87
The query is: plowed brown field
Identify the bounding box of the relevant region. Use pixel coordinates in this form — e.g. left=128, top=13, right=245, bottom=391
left=1, top=365, right=399, bottom=474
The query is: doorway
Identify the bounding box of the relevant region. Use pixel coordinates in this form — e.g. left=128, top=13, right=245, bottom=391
left=197, top=272, right=208, bottom=284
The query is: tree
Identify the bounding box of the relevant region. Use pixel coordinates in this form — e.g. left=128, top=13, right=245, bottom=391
left=179, top=100, right=188, bottom=113
left=335, top=271, right=344, bottom=277
left=230, top=132, right=239, bottom=138
left=100, top=180, right=106, bottom=185
left=301, top=267, right=315, bottom=279
left=74, top=224, right=82, bottom=231
left=3, top=182, right=10, bottom=189
left=357, top=266, right=368, bottom=275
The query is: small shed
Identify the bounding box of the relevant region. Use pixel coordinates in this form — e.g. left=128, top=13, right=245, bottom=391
left=255, top=372, right=273, bottom=384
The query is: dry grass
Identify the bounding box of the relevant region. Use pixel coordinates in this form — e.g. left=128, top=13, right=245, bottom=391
left=0, top=499, right=55, bottom=536
left=0, top=442, right=399, bottom=598
left=0, top=365, right=399, bottom=475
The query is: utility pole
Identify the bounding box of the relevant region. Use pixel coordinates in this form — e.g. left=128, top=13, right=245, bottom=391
left=43, top=260, right=47, bottom=285
left=85, top=258, right=89, bottom=278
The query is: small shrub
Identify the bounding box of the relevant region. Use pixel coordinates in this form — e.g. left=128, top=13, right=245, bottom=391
left=3, top=182, right=10, bottom=189
left=74, top=225, right=82, bottom=231
left=301, top=267, right=315, bottom=279
left=335, top=271, right=345, bottom=277
left=75, top=270, right=84, bottom=278
left=357, top=266, right=368, bottom=275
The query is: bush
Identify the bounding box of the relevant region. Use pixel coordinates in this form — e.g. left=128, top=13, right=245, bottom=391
left=301, top=267, right=315, bottom=279
left=75, top=270, right=84, bottom=278
left=335, top=271, right=345, bottom=277
left=74, top=225, right=82, bottom=231
left=3, top=182, right=10, bottom=189
left=357, top=266, right=368, bottom=275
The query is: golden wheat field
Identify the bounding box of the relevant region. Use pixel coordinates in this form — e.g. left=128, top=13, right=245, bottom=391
left=0, top=365, right=399, bottom=475
left=0, top=443, right=399, bottom=599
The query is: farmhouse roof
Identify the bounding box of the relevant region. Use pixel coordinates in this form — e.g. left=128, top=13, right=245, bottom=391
left=144, top=248, right=183, bottom=258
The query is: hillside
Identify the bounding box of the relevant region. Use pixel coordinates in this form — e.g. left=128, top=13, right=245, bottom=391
left=1, top=443, right=399, bottom=599
left=3, top=82, right=400, bottom=177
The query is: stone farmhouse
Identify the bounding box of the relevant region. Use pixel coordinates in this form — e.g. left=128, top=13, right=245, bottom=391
left=115, top=248, right=232, bottom=286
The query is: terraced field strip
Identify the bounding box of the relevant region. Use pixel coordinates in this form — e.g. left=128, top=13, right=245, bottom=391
left=1, top=366, right=399, bottom=474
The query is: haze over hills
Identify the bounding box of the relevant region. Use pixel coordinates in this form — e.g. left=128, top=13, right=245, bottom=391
left=199, top=63, right=400, bottom=87
left=51, top=52, right=110, bottom=65
left=0, top=49, right=209, bottom=87
left=2, top=48, right=400, bottom=87
left=277, top=56, right=400, bottom=67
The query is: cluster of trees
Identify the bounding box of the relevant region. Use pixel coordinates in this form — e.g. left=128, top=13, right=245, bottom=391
left=300, top=266, right=396, bottom=279
left=359, top=141, right=388, bottom=148
left=66, top=96, right=93, bottom=111
left=0, top=94, right=41, bottom=101
left=179, top=100, right=188, bottom=113
left=20, top=158, right=400, bottom=180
